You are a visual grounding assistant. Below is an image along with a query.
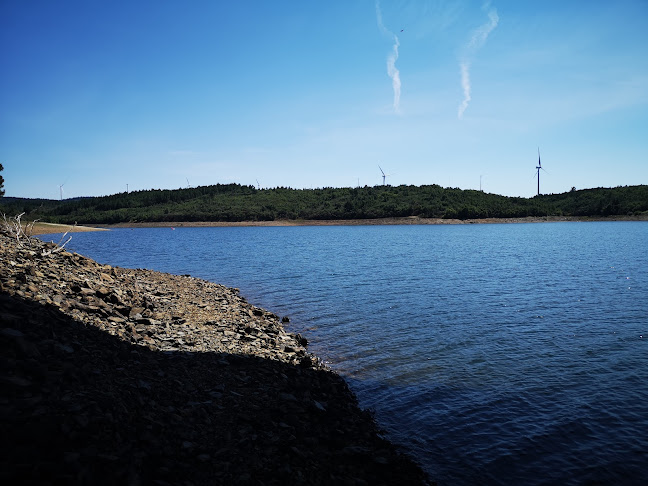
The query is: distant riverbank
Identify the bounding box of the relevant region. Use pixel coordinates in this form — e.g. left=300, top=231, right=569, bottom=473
left=97, top=214, right=648, bottom=229
left=29, top=214, right=647, bottom=235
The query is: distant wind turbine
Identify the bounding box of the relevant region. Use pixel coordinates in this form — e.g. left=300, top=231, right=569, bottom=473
left=186, top=178, right=191, bottom=189
left=378, top=165, right=392, bottom=186
left=256, top=179, right=261, bottom=190
left=535, top=148, right=547, bottom=196
left=59, top=182, right=65, bottom=201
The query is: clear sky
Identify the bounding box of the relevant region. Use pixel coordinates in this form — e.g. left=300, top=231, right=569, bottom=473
left=1, top=0, right=647, bottom=200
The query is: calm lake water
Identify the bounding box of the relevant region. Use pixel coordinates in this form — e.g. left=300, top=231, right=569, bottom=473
left=45, top=222, right=648, bottom=485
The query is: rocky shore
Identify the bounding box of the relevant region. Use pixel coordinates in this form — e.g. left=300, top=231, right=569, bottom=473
left=0, top=232, right=431, bottom=485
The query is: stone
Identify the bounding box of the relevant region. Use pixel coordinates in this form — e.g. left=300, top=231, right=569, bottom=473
left=96, top=287, right=111, bottom=298
left=0, top=328, right=25, bottom=339
left=129, top=306, right=146, bottom=317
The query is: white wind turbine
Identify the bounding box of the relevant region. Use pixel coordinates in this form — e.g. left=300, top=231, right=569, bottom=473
left=534, top=148, right=548, bottom=196
left=378, top=165, right=392, bottom=186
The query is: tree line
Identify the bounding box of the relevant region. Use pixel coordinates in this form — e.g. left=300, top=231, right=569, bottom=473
left=1, top=183, right=647, bottom=224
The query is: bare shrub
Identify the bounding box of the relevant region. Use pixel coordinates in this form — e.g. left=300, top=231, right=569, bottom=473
left=1, top=213, right=73, bottom=255
left=41, top=228, right=73, bottom=256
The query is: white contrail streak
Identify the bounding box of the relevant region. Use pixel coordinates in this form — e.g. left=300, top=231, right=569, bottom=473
left=468, top=7, right=499, bottom=51
left=376, top=1, right=401, bottom=113
left=387, top=37, right=401, bottom=113
left=458, top=61, right=471, bottom=119
left=458, top=4, right=499, bottom=119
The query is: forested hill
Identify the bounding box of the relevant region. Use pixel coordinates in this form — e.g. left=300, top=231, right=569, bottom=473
left=2, top=184, right=647, bottom=224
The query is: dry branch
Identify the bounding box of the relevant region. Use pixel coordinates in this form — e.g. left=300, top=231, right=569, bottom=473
left=1, top=213, right=72, bottom=255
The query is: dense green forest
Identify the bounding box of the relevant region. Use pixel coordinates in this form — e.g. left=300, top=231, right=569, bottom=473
left=1, top=184, right=647, bottom=224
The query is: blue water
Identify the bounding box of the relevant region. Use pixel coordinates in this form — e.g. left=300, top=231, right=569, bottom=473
left=44, top=222, right=648, bottom=485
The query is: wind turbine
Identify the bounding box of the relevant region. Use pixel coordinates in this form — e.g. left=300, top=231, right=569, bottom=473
left=59, top=182, right=65, bottom=200
left=256, top=179, right=261, bottom=190
left=378, top=165, right=391, bottom=186
left=186, top=178, right=192, bottom=189
left=535, top=148, right=547, bottom=196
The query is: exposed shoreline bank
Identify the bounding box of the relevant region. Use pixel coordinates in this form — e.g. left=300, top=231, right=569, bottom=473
left=0, top=233, right=431, bottom=484
left=94, top=214, right=647, bottom=230
left=28, top=215, right=647, bottom=235
left=27, top=222, right=109, bottom=235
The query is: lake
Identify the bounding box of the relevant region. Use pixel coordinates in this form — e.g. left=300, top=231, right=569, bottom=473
left=43, top=222, right=648, bottom=485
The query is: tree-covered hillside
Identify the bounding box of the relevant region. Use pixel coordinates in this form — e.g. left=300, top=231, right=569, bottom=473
left=1, top=184, right=647, bottom=224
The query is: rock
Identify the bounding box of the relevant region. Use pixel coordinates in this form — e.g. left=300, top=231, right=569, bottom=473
left=295, top=333, right=308, bottom=347
left=129, top=306, right=146, bottom=317
left=95, top=287, right=111, bottom=298
left=0, top=328, right=25, bottom=339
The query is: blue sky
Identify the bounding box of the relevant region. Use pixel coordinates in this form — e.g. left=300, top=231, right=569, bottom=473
left=1, top=0, right=647, bottom=200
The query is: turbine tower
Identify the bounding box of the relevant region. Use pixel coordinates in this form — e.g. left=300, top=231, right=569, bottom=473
left=378, top=165, right=390, bottom=186
left=535, top=148, right=545, bottom=196
left=59, top=183, right=65, bottom=201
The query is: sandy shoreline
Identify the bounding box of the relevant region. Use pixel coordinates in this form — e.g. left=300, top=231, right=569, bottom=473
left=27, top=222, right=109, bottom=235
left=97, top=214, right=647, bottom=229
left=29, top=214, right=647, bottom=235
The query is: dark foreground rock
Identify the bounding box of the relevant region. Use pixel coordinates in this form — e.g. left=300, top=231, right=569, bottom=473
left=0, top=233, right=431, bottom=485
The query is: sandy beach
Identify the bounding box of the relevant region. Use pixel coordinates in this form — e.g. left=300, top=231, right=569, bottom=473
left=27, top=222, right=109, bottom=235
left=27, top=214, right=647, bottom=235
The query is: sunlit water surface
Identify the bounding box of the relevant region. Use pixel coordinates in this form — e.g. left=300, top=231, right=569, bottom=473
left=46, top=222, right=648, bottom=485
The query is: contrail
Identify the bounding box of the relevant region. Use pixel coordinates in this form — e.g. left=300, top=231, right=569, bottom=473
left=387, top=37, right=401, bottom=113
left=458, top=61, right=471, bottom=119
left=458, top=3, right=499, bottom=119
left=376, top=1, right=401, bottom=113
